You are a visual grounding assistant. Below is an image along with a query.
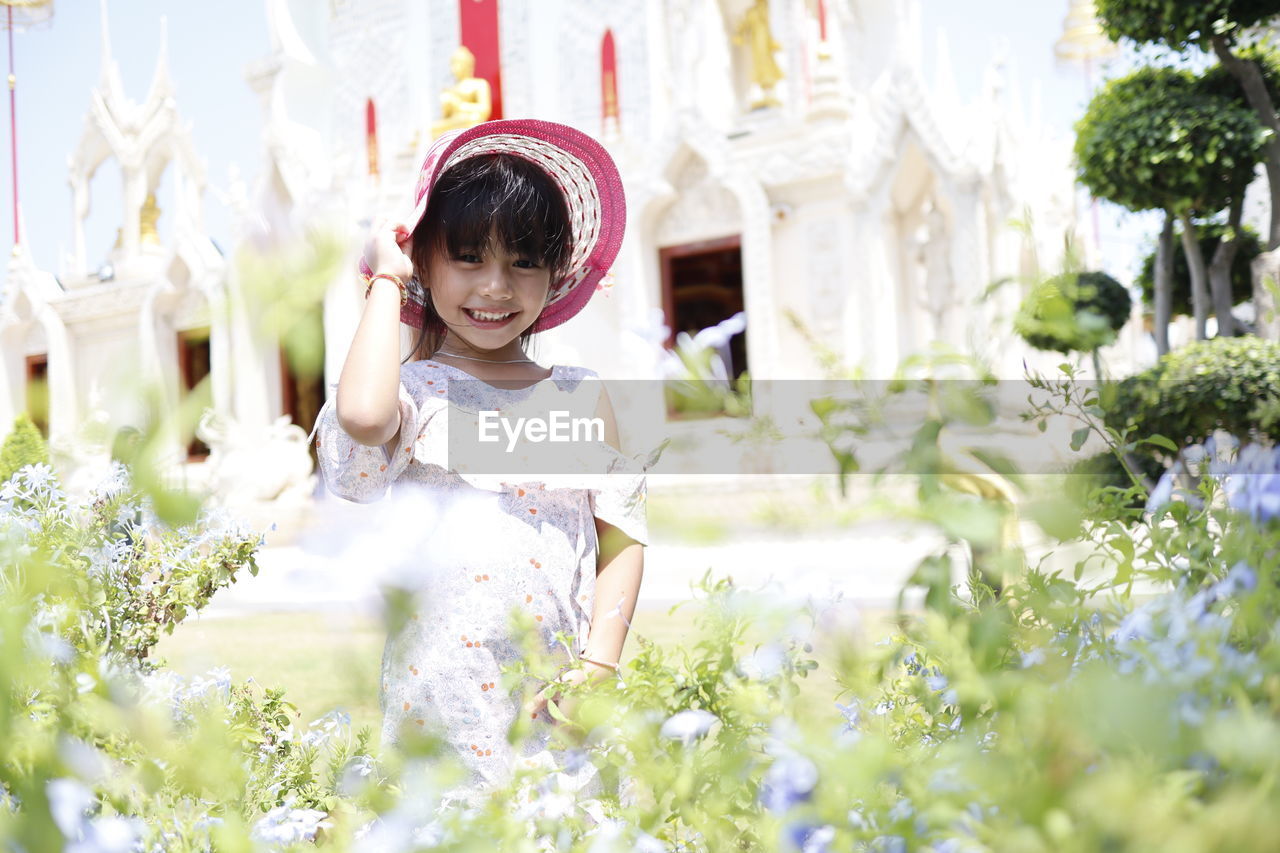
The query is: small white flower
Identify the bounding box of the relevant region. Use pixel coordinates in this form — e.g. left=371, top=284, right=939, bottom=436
left=659, top=709, right=718, bottom=745
left=738, top=643, right=787, bottom=680
left=634, top=831, right=668, bottom=853
left=250, top=804, right=332, bottom=844
left=693, top=311, right=746, bottom=351
left=46, top=778, right=95, bottom=839
left=71, top=815, right=144, bottom=853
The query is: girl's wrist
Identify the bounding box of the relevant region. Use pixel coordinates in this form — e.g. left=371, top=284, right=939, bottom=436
left=578, top=654, right=620, bottom=677
left=363, top=272, right=408, bottom=307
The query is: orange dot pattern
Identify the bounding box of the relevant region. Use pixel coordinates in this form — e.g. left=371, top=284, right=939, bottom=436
left=313, top=361, right=650, bottom=782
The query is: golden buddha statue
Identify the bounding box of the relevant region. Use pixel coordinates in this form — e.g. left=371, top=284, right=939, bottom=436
left=140, top=192, right=162, bottom=246
left=431, top=46, right=492, bottom=139
left=733, top=0, right=784, bottom=109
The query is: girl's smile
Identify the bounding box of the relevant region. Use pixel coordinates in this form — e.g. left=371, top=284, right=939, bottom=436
left=461, top=308, right=518, bottom=328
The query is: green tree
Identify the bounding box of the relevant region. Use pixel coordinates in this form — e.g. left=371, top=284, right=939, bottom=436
left=1016, top=271, right=1132, bottom=369
left=1097, top=0, right=1280, bottom=337
left=1096, top=0, right=1280, bottom=235
left=1137, top=222, right=1262, bottom=319
left=1075, top=66, right=1265, bottom=347
left=0, top=413, right=50, bottom=484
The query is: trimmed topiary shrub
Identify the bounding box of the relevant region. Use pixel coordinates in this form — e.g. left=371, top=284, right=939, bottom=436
left=1104, top=336, right=1280, bottom=446
left=0, top=412, right=49, bottom=484
left=1016, top=271, right=1132, bottom=355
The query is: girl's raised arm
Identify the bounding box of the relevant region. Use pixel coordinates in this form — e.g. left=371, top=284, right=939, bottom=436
left=336, top=221, right=415, bottom=450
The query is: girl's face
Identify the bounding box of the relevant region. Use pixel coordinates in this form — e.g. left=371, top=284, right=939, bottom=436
left=426, top=238, right=551, bottom=357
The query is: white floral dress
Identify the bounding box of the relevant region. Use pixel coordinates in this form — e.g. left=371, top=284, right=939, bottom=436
left=312, top=359, right=648, bottom=791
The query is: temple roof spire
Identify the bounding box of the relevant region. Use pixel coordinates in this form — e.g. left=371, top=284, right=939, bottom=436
left=145, top=15, right=175, bottom=105
left=96, top=0, right=125, bottom=102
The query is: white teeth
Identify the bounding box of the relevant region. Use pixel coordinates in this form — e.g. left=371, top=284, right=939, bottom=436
left=468, top=309, right=513, bottom=322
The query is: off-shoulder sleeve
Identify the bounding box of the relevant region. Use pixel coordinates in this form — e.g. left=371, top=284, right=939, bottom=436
left=311, top=384, right=419, bottom=503
left=589, top=449, right=649, bottom=546
left=555, top=366, right=648, bottom=546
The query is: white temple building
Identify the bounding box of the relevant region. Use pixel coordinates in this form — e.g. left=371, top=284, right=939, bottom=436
left=0, top=0, right=1126, bottom=506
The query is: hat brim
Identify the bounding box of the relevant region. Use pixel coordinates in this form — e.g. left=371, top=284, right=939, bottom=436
left=361, top=119, right=625, bottom=334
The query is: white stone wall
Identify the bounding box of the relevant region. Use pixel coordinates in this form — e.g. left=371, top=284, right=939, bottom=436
left=1, top=0, right=1107, bottom=499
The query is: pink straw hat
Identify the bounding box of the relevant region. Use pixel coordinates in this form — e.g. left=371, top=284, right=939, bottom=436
left=359, top=119, right=626, bottom=333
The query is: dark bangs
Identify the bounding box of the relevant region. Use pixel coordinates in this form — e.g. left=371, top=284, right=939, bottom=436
left=412, top=154, right=573, bottom=279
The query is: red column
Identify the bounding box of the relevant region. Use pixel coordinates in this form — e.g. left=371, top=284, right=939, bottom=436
left=601, top=29, right=619, bottom=134
left=459, top=0, right=503, bottom=120
left=366, top=98, right=379, bottom=177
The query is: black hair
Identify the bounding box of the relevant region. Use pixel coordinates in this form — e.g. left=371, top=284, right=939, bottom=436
left=406, top=153, right=574, bottom=362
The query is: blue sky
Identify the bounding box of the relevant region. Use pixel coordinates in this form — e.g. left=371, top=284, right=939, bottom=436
left=1, top=1, right=1149, bottom=293
left=3, top=0, right=268, bottom=281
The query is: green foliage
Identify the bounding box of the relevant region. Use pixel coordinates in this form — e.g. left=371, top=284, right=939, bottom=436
left=1137, top=221, right=1261, bottom=316
left=0, top=413, right=48, bottom=484
left=1106, top=336, right=1280, bottom=446
left=1096, top=0, right=1280, bottom=50
left=1198, top=42, right=1280, bottom=106
left=236, top=231, right=344, bottom=382
left=0, top=464, right=375, bottom=851
left=1064, top=447, right=1164, bottom=512
left=1016, top=271, right=1133, bottom=355
left=6, top=346, right=1280, bottom=849
left=1074, top=66, right=1266, bottom=215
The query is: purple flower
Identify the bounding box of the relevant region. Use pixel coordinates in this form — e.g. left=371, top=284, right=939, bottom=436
left=871, top=836, right=908, bottom=853
left=1222, top=444, right=1280, bottom=524
left=1145, top=464, right=1177, bottom=515
left=887, top=798, right=915, bottom=823
left=784, top=822, right=834, bottom=852
left=1020, top=648, right=1046, bottom=669
left=835, top=699, right=862, bottom=730
left=1210, top=562, right=1258, bottom=599
left=759, top=753, right=819, bottom=812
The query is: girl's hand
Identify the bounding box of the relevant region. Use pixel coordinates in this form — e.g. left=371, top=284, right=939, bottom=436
left=363, top=218, right=415, bottom=282
left=526, top=662, right=614, bottom=725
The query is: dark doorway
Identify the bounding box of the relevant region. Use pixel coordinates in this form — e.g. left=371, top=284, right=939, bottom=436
left=25, top=354, right=48, bottom=436
left=177, top=328, right=212, bottom=460
left=659, top=235, right=747, bottom=379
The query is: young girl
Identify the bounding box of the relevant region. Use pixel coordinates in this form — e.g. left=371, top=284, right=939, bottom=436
left=311, top=120, right=647, bottom=793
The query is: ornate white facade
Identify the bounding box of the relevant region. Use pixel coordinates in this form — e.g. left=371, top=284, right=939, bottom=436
left=1, top=0, right=1095, bottom=500
left=285, top=0, right=1083, bottom=379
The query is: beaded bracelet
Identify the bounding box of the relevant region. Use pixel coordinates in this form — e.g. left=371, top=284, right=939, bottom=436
left=364, top=272, right=408, bottom=307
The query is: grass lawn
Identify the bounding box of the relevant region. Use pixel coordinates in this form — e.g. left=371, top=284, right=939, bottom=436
left=154, top=603, right=900, bottom=739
